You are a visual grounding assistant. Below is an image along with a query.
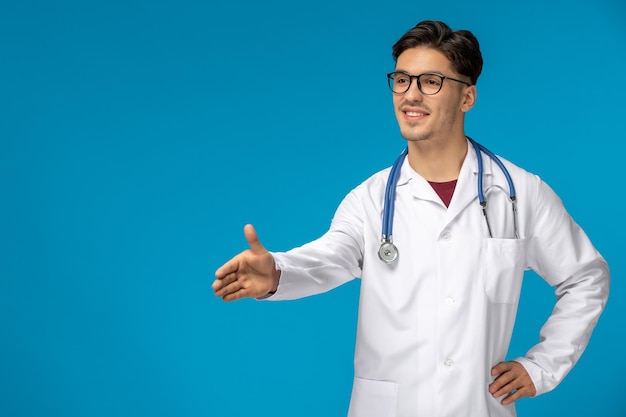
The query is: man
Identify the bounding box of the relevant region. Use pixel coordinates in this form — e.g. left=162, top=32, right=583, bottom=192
left=212, top=20, right=609, bottom=417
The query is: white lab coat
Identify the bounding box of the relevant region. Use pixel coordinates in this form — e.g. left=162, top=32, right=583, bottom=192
left=267, top=140, right=609, bottom=417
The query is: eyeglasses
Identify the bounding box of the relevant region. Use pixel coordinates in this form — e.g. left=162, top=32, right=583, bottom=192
left=386, top=71, right=471, bottom=95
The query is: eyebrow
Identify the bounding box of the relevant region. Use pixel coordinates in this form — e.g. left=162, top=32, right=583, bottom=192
left=394, top=69, right=446, bottom=76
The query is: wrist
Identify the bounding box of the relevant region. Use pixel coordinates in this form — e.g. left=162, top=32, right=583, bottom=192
left=257, top=267, right=280, bottom=300
left=270, top=268, right=281, bottom=293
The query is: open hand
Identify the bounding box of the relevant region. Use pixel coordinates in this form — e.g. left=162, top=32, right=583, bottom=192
left=213, top=224, right=280, bottom=302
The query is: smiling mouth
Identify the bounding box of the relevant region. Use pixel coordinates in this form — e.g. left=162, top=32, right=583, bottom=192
left=405, top=111, right=428, bottom=117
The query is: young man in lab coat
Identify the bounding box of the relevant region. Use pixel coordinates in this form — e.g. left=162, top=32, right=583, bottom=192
left=212, top=20, right=609, bottom=417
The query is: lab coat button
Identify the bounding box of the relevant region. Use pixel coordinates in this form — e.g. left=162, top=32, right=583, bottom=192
left=444, top=297, right=455, bottom=305
left=444, top=359, right=454, bottom=367
left=440, top=232, right=451, bottom=241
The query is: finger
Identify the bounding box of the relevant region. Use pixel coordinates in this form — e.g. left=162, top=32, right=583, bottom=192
left=500, top=389, right=521, bottom=406
left=215, top=257, right=240, bottom=279
left=222, top=283, right=251, bottom=302
left=491, top=378, right=518, bottom=398
left=216, top=279, right=243, bottom=299
left=244, top=224, right=266, bottom=254
left=491, top=371, right=533, bottom=400
left=211, top=272, right=239, bottom=291
left=500, top=385, right=534, bottom=405
left=491, top=361, right=512, bottom=376
left=489, top=366, right=513, bottom=391
left=214, top=274, right=241, bottom=297
left=220, top=272, right=239, bottom=288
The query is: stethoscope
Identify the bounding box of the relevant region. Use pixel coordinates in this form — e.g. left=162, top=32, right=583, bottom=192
left=378, top=137, right=520, bottom=264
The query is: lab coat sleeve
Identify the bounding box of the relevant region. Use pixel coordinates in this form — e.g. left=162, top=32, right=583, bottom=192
left=514, top=176, right=610, bottom=396
left=264, top=189, right=365, bottom=301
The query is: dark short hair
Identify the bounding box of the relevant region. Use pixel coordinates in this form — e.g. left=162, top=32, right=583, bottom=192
left=392, top=20, right=483, bottom=85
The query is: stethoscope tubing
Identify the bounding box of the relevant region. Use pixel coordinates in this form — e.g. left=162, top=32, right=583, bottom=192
left=382, top=148, right=408, bottom=242
left=470, top=138, right=516, bottom=201
left=379, top=137, right=518, bottom=264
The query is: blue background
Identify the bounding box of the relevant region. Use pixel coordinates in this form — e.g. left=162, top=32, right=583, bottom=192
left=1, top=0, right=625, bottom=416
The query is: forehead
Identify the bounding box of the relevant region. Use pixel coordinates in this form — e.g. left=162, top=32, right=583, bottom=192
left=395, top=46, right=455, bottom=74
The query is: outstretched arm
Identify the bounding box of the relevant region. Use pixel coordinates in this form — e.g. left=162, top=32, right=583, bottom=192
left=213, top=224, right=280, bottom=302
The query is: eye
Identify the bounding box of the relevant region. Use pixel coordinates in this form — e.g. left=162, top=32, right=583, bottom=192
left=395, top=74, right=410, bottom=84
left=422, top=75, right=442, bottom=87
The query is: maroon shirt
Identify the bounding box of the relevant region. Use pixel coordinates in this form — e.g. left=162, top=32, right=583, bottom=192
left=429, top=179, right=457, bottom=208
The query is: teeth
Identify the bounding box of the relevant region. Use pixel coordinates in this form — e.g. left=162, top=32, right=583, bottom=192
left=406, top=111, right=426, bottom=117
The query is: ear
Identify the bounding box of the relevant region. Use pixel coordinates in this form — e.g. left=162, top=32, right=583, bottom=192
left=460, top=85, right=477, bottom=112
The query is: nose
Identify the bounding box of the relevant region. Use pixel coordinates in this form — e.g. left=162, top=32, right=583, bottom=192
left=404, top=78, right=424, bottom=102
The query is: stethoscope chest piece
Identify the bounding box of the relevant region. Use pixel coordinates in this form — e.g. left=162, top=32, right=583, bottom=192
left=378, top=241, right=399, bottom=264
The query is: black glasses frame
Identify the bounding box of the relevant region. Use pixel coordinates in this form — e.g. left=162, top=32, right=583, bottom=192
left=387, top=71, right=472, bottom=95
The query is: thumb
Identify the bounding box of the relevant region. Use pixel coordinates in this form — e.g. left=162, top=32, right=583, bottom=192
left=244, top=224, right=267, bottom=254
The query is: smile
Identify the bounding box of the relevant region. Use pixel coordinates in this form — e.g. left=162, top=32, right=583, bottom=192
left=405, top=111, right=427, bottom=117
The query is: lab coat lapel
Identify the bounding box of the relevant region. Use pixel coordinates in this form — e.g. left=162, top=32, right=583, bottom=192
left=404, top=162, right=443, bottom=204
left=444, top=143, right=493, bottom=225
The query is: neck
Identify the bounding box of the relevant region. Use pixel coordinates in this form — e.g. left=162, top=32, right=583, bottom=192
left=406, top=135, right=468, bottom=182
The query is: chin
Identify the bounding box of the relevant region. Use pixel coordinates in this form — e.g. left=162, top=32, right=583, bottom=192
left=401, top=129, right=433, bottom=142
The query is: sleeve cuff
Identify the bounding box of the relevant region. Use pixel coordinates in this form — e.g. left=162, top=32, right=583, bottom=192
left=256, top=290, right=276, bottom=300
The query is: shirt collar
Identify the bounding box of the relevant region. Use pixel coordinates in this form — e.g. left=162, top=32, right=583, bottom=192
left=395, top=137, right=494, bottom=187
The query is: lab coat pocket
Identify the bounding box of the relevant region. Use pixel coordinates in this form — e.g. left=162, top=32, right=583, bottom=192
left=482, top=238, right=528, bottom=304
left=348, top=377, right=398, bottom=417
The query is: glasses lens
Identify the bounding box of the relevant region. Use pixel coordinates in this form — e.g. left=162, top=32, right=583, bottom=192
left=389, top=72, right=411, bottom=93
left=419, top=74, right=443, bottom=95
